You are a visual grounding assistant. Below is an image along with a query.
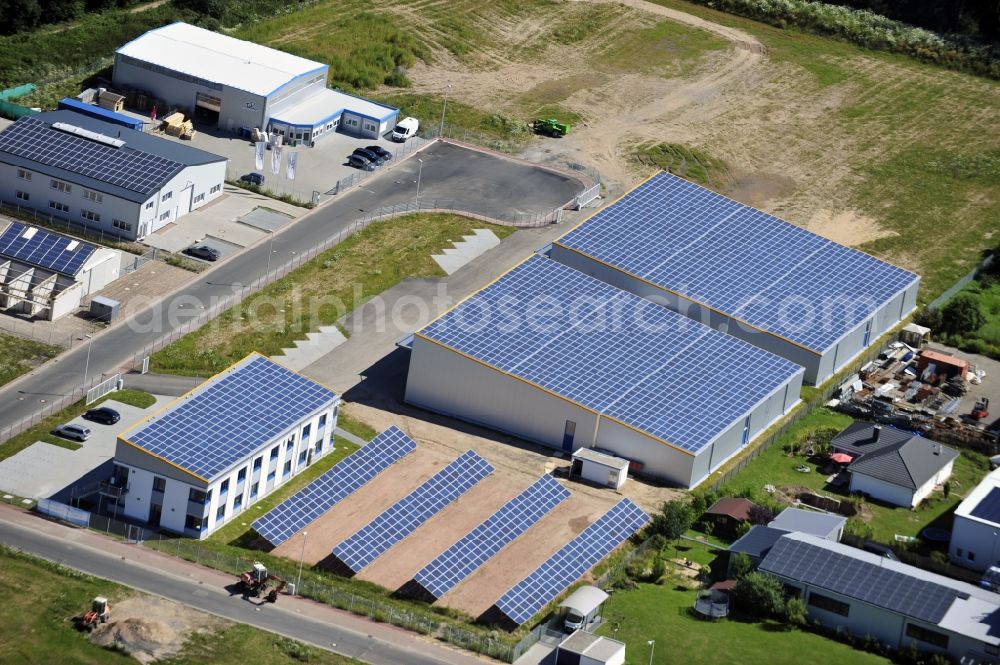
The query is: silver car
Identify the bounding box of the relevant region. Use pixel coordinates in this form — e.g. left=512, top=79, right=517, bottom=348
left=53, top=423, right=91, bottom=442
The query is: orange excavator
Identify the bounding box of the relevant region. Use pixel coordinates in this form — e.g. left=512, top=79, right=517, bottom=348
left=77, top=596, right=111, bottom=631
left=238, top=563, right=287, bottom=603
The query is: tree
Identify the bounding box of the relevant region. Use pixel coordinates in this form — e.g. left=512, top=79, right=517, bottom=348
left=729, top=552, right=754, bottom=580
left=941, top=294, right=986, bottom=335
left=174, top=0, right=226, bottom=19
left=735, top=572, right=786, bottom=618
left=943, top=480, right=951, bottom=499
left=0, top=0, right=42, bottom=35
left=784, top=596, right=808, bottom=627
left=748, top=503, right=776, bottom=525
left=914, top=306, right=943, bottom=332
left=649, top=499, right=695, bottom=540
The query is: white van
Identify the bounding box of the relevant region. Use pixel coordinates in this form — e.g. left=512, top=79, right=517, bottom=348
left=391, top=116, right=419, bottom=142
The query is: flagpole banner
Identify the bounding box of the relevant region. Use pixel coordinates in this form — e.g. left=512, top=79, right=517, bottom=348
left=271, top=144, right=282, bottom=176
left=254, top=141, right=265, bottom=171
left=286, top=152, right=298, bottom=181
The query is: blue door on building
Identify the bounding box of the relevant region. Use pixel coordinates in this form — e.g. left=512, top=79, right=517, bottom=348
left=563, top=420, right=576, bottom=451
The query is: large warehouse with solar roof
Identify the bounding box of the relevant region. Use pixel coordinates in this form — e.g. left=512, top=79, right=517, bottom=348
left=114, top=354, right=339, bottom=538
left=548, top=172, right=920, bottom=384
left=405, top=255, right=804, bottom=489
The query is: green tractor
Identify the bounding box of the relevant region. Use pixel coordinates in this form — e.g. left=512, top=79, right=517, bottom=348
left=532, top=118, right=570, bottom=138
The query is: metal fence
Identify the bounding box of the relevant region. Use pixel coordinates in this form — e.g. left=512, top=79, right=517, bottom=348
left=36, top=498, right=90, bottom=528
left=86, top=373, right=121, bottom=405
left=357, top=199, right=563, bottom=228
left=702, top=335, right=897, bottom=494
left=0, top=315, right=86, bottom=348
left=575, top=183, right=601, bottom=210
left=324, top=135, right=432, bottom=198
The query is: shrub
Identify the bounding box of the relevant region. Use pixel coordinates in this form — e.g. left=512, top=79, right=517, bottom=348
left=729, top=552, right=754, bottom=580
left=913, top=306, right=943, bottom=331
left=783, top=596, right=808, bottom=627
left=941, top=293, right=986, bottom=334
left=734, top=571, right=785, bottom=618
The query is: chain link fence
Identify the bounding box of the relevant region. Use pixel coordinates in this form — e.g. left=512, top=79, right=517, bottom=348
left=357, top=199, right=563, bottom=228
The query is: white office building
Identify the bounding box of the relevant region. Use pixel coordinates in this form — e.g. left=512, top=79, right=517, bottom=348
left=112, top=354, right=339, bottom=538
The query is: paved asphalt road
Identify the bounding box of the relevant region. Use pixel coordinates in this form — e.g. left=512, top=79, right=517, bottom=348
left=0, top=515, right=483, bottom=665
left=0, top=141, right=582, bottom=431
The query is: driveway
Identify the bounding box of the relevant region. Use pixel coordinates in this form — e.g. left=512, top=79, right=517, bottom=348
left=0, top=394, right=170, bottom=500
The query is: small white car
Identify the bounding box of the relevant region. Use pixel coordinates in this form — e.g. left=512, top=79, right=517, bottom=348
left=53, top=423, right=91, bottom=442
left=391, top=116, right=419, bottom=142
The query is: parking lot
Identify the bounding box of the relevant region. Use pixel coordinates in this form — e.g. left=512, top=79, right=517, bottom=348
left=0, top=394, right=170, bottom=500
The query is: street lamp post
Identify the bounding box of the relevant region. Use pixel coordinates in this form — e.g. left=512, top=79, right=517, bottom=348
left=415, top=158, right=424, bottom=208
left=438, top=84, right=452, bottom=136
left=295, top=530, right=308, bottom=595
left=647, top=639, right=655, bottom=665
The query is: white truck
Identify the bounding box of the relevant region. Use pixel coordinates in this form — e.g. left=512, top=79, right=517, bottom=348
left=391, top=116, right=419, bottom=142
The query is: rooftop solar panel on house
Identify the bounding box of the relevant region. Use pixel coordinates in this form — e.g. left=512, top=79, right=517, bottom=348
left=253, top=426, right=416, bottom=546
left=0, top=222, right=96, bottom=276
left=0, top=116, right=182, bottom=196
left=554, top=172, right=918, bottom=352
left=413, top=474, right=570, bottom=599
left=124, top=354, right=338, bottom=481
left=494, top=499, right=648, bottom=625
left=332, top=450, right=493, bottom=574
left=970, top=488, right=1000, bottom=525
left=418, top=255, right=801, bottom=454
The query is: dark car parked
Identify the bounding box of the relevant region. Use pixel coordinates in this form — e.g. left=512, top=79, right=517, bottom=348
left=348, top=154, right=376, bottom=171
left=240, top=172, right=265, bottom=185
left=365, top=145, right=392, bottom=161
left=184, top=244, right=221, bottom=262
left=83, top=406, right=121, bottom=425
left=352, top=147, right=385, bottom=166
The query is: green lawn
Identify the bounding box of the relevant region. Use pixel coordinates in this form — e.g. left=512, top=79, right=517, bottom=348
left=209, top=437, right=359, bottom=547
left=0, top=389, right=156, bottom=464
left=0, top=544, right=357, bottom=665
left=712, top=408, right=991, bottom=544
left=149, top=214, right=516, bottom=376
left=598, top=583, right=889, bottom=665
left=935, top=278, right=1000, bottom=359
left=0, top=331, right=59, bottom=388
left=337, top=412, right=377, bottom=442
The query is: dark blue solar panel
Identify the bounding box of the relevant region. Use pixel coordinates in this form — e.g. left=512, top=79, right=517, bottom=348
left=126, top=354, right=338, bottom=480
left=555, top=172, right=918, bottom=352
left=0, top=116, right=182, bottom=195
left=418, top=255, right=802, bottom=453
left=494, top=499, right=648, bottom=625
left=0, top=222, right=96, bottom=276
left=971, top=488, right=1000, bottom=524
left=253, top=426, right=416, bottom=546
left=413, top=474, right=570, bottom=599
left=333, top=450, right=493, bottom=573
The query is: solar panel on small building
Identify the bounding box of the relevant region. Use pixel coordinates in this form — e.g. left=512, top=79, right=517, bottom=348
left=332, top=450, right=494, bottom=574
left=253, top=426, right=416, bottom=546
left=123, top=354, right=338, bottom=481
left=413, top=474, right=570, bottom=599
left=0, top=222, right=96, bottom=276
left=553, top=172, right=919, bottom=354
left=493, top=499, right=648, bottom=625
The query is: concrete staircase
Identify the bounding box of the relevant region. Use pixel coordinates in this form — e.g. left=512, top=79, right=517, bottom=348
left=271, top=325, right=347, bottom=371
left=431, top=229, right=501, bottom=275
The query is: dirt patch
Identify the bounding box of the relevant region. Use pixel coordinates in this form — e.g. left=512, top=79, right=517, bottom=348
left=724, top=172, right=797, bottom=209
left=89, top=595, right=226, bottom=663
left=804, top=208, right=897, bottom=246
left=523, top=73, right=610, bottom=106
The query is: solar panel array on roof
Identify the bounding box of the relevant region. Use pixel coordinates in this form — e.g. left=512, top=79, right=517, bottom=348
left=970, top=488, right=1000, bottom=524
left=413, top=475, right=570, bottom=599
left=252, top=427, right=415, bottom=547
left=126, top=354, right=338, bottom=480
left=0, top=222, right=96, bottom=276
left=419, top=255, right=801, bottom=453
left=759, top=535, right=961, bottom=624
left=0, top=116, right=182, bottom=196
left=333, top=451, right=494, bottom=573
left=494, top=499, right=648, bottom=625
left=555, top=172, right=918, bottom=352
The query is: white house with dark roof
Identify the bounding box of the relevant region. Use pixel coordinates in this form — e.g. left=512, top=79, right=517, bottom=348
left=832, top=421, right=957, bottom=508
left=760, top=532, right=1000, bottom=663
left=0, top=110, right=226, bottom=240
left=113, top=354, right=339, bottom=538
left=951, top=467, right=1000, bottom=572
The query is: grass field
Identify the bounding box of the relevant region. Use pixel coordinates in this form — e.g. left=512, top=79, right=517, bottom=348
left=0, top=389, right=155, bottom=464
left=0, top=544, right=356, bottom=665
left=0, top=331, right=59, bottom=388
left=711, top=408, right=991, bottom=544
left=597, top=582, right=889, bottom=665
left=149, top=214, right=516, bottom=376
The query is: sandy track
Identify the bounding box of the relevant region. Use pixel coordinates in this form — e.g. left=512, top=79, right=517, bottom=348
left=356, top=473, right=531, bottom=590
left=271, top=447, right=453, bottom=564
left=435, top=493, right=610, bottom=618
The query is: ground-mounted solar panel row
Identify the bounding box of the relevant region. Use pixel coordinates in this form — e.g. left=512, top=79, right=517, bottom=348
left=0, top=222, right=96, bottom=276
left=412, top=474, right=571, bottom=600
left=253, top=426, right=417, bottom=546
left=493, top=498, right=648, bottom=626
left=332, top=450, right=494, bottom=574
